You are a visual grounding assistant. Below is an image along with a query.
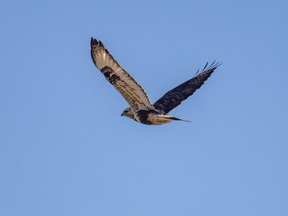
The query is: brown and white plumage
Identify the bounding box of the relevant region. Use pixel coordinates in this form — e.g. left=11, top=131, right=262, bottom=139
left=90, top=37, right=220, bottom=125
left=90, top=38, right=153, bottom=111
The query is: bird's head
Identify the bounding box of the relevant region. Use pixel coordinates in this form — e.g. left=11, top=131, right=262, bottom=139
left=121, top=107, right=134, bottom=119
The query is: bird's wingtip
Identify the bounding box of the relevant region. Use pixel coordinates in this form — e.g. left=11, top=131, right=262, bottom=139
left=90, top=37, right=105, bottom=48
left=195, top=61, right=222, bottom=75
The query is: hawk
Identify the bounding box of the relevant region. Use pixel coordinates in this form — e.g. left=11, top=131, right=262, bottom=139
left=90, top=37, right=220, bottom=125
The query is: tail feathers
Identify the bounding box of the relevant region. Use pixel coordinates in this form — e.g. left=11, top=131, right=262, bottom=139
left=170, top=116, right=191, bottom=123
left=154, top=114, right=191, bottom=124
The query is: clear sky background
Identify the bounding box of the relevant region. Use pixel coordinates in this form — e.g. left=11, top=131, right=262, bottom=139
left=1, top=0, right=288, bottom=216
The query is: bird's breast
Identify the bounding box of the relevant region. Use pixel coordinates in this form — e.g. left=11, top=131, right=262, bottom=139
left=136, top=110, right=175, bottom=125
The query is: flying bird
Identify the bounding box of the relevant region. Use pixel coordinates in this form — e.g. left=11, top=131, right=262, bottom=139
left=90, top=37, right=220, bottom=125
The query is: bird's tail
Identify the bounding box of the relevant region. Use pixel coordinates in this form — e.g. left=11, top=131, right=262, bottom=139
left=170, top=116, right=191, bottom=123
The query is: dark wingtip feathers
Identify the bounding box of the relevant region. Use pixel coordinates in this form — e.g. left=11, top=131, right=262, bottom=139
left=195, top=61, right=221, bottom=75
left=90, top=37, right=97, bottom=46
left=90, top=37, right=106, bottom=66
left=208, top=61, right=222, bottom=70
left=90, top=37, right=99, bottom=65
left=90, top=37, right=104, bottom=47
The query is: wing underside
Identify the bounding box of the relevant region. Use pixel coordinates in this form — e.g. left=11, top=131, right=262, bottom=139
left=90, top=38, right=154, bottom=110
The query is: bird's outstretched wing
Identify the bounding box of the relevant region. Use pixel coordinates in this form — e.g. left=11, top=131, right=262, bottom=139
left=153, top=62, right=220, bottom=113
left=90, top=37, right=154, bottom=110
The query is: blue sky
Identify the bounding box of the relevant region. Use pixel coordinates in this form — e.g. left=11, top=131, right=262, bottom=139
left=1, top=0, right=288, bottom=215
